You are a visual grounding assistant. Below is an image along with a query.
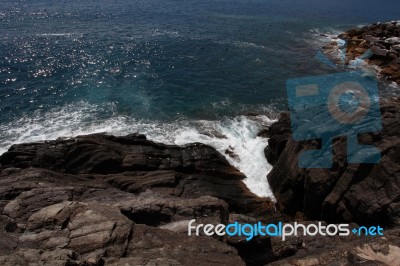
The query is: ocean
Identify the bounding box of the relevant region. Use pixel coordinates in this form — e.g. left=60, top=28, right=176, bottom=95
left=1, top=0, right=399, bottom=197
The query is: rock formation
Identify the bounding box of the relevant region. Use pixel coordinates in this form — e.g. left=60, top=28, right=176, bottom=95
left=266, top=97, right=400, bottom=227
left=0, top=133, right=277, bottom=265
left=1, top=22, right=400, bottom=266
left=324, top=21, right=400, bottom=84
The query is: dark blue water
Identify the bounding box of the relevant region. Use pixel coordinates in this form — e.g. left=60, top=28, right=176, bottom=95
left=1, top=0, right=398, bottom=121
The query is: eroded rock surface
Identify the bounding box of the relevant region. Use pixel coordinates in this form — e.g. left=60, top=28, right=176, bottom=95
left=0, top=134, right=274, bottom=265
left=266, top=98, right=400, bottom=227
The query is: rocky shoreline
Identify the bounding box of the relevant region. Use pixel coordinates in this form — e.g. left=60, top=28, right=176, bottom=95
left=0, top=134, right=277, bottom=265
left=1, top=24, right=400, bottom=265
left=323, top=21, right=400, bottom=84
left=265, top=96, right=400, bottom=264
left=0, top=134, right=274, bottom=265
left=1, top=97, right=400, bottom=265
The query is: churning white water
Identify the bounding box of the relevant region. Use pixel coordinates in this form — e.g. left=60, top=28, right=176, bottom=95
left=0, top=101, right=276, bottom=199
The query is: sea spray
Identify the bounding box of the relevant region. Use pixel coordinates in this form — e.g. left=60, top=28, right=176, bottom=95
left=0, top=101, right=276, bottom=199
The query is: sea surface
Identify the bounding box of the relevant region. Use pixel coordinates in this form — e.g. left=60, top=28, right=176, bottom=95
left=1, top=0, right=399, bottom=197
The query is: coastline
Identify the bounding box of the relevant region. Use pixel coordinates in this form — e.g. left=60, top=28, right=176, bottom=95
left=1, top=96, right=400, bottom=265
left=322, top=21, right=400, bottom=86
left=0, top=22, right=400, bottom=265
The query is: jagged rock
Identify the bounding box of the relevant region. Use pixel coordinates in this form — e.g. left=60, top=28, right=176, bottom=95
left=267, top=98, right=400, bottom=226
left=391, top=44, right=400, bottom=52
left=20, top=201, right=133, bottom=258
left=121, top=224, right=245, bottom=266
left=1, top=199, right=245, bottom=265
left=3, top=187, right=84, bottom=231
left=371, top=45, right=389, bottom=56
left=0, top=134, right=273, bottom=216
left=383, top=37, right=400, bottom=45
left=323, top=22, right=400, bottom=83
left=0, top=134, right=239, bottom=177
left=2, top=184, right=229, bottom=231
left=1, top=78, right=399, bottom=265
left=117, top=195, right=228, bottom=226
left=0, top=134, right=275, bottom=265
left=363, top=35, right=381, bottom=43
left=263, top=112, right=291, bottom=165
left=0, top=248, right=80, bottom=266
left=269, top=229, right=400, bottom=266
left=257, top=128, right=271, bottom=138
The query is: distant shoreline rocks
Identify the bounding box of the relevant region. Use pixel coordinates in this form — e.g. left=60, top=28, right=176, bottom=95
left=323, top=21, right=400, bottom=85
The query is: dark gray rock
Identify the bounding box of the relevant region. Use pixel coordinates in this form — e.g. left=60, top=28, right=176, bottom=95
left=0, top=134, right=273, bottom=216
left=0, top=134, right=276, bottom=265
left=267, top=98, right=400, bottom=227
left=269, top=229, right=400, bottom=266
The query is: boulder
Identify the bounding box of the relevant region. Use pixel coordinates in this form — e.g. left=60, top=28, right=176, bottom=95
left=371, top=45, right=389, bottom=56
left=20, top=201, right=133, bottom=259
left=383, top=37, right=400, bottom=45
left=391, top=44, right=400, bottom=52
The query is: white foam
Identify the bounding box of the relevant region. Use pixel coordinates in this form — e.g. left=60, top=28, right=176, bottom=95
left=167, top=116, right=276, bottom=199
left=0, top=101, right=276, bottom=199
left=214, top=40, right=273, bottom=51
left=37, top=33, right=75, bottom=37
